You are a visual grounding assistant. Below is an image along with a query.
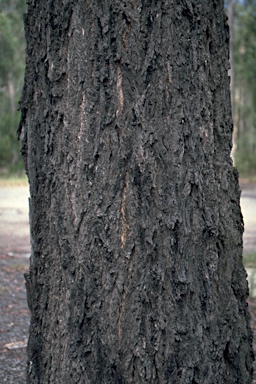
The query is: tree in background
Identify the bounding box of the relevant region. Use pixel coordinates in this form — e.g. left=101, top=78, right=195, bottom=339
left=232, top=0, right=256, bottom=173
left=0, top=0, right=26, bottom=172
left=19, top=1, right=253, bottom=383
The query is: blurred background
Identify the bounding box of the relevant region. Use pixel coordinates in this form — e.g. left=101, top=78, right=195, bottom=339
left=0, top=0, right=26, bottom=177
left=0, top=0, right=256, bottom=178
left=228, top=0, right=256, bottom=176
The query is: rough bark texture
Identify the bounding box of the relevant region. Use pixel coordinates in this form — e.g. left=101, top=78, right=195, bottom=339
left=19, top=0, right=253, bottom=383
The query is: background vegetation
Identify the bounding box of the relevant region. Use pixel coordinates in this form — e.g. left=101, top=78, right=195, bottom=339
left=0, top=0, right=255, bottom=177
left=0, top=0, right=26, bottom=176
left=232, top=0, right=256, bottom=176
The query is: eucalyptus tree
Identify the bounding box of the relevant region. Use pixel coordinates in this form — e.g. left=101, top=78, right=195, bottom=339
left=19, top=1, right=253, bottom=383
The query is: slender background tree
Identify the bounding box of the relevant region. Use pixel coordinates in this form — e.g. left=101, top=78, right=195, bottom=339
left=232, top=0, right=256, bottom=173
left=19, top=1, right=253, bottom=383
left=0, top=0, right=26, bottom=172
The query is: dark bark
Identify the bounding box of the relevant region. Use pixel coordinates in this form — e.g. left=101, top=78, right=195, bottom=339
left=19, top=0, right=253, bottom=383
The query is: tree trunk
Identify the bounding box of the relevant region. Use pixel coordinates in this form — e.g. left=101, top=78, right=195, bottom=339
left=19, top=1, right=253, bottom=383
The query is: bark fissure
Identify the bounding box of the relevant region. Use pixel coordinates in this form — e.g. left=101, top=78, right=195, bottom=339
left=121, top=168, right=129, bottom=249
left=116, top=61, right=124, bottom=116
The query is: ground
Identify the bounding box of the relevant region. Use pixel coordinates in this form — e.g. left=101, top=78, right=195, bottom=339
left=0, top=183, right=255, bottom=383
left=0, top=254, right=29, bottom=384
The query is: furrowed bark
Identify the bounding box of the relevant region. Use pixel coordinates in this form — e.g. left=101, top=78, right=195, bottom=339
left=19, top=1, right=253, bottom=383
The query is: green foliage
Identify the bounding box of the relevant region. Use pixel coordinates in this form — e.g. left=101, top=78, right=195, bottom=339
left=234, top=2, right=256, bottom=84
left=0, top=0, right=26, bottom=173
left=235, top=134, right=256, bottom=174
left=233, top=0, right=256, bottom=175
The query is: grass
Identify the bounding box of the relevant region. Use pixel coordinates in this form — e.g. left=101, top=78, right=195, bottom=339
left=239, top=175, right=256, bottom=188
left=243, top=252, right=256, bottom=269
left=0, top=171, right=28, bottom=187
left=243, top=253, right=256, bottom=297
left=0, top=166, right=28, bottom=186
left=2, top=263, right=29, bottom=273
left=0, top=178, right=28, bottom=187
left=0, top=177, right=28, bottom=187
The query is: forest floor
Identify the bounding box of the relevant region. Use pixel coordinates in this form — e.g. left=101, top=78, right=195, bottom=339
left=0, top=183, right=255, bottom=383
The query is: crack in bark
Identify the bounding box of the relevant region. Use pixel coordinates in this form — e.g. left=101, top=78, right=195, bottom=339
left=121, top=168, right=129, bottom=249
left=118, top=245, right=135, bottom=347
left=116, top=62, right=123, bottom=116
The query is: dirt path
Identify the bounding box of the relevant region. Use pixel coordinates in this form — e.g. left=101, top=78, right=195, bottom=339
left=0, top=186, right=30, bottom=258
left=0, top=184, right=255, bottom=383
left=0, top=186, right=30, bottom=383
left=0, top=254, right=29, bottom=384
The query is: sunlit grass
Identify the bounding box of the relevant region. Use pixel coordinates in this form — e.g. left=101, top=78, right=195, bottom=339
left=243, top=252, right=256, bottom=268
left=0, top=173, right=28, bottom=187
